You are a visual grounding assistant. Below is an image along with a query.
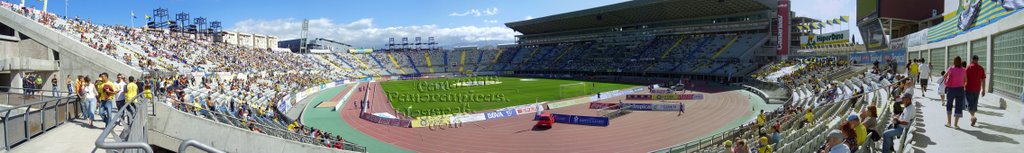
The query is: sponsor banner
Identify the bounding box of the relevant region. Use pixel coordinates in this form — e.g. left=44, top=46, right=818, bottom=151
left=484, top=109, right=518, bottom=120
left=626, top=94, right=653, bottom=100
left=906, top=30, right=928, bottom=47
left=556, top=114, right=607, bottom=126
left=653, top=94, right=680, bottom=100
left=589, top=102, right=619, bottom=109
left=360, top=113, right=412, bottom=128
left=535, top=113, right=610, bottom=127
left=651, top=103, right=683, bottom=111
left=624, top=103, right=655, bottom=111
left=348, top=48, right=374, bottom=54
left=680, top=94, right=705, bottom=100
left=777, top=0, right=791, bottom=55
left=590, top=103, right=682, bottom=111
left=800, top=30, right=851, bottom=47
left=450, top=113, right=487, bottom=123
left=514, top=104, right=542, bottom=115
left=411, top=114, right=453, bottom=128
left=849, top=48, right=907, bottom=67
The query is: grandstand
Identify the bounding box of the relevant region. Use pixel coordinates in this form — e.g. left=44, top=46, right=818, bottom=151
left=1, top=0, right=1022, bottom=153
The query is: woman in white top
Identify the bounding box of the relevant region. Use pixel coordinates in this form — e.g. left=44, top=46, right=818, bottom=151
left=82, top=77, right=98, bottom=126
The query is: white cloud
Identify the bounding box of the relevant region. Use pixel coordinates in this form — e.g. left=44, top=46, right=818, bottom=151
left=449, top=7, right=499, bottom=17
left=483, top=20, right=499, bottom=24
left=524, top=16, right=534, bottom=20
left=230, top=18, right=520, bottom=48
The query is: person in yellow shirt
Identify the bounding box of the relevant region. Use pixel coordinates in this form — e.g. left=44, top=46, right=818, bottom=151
left=908, top=61, right=919, bottom=84
left=757, top=110, right=766, bottom=128
left=805, top=108, right=814, bottom=127
left=98, top=73, right=118, bottom=125
left=125, top=76, right=139, bottom=115
left=757, top=136, right=772, bottom=153
left=849, top=114, right=868, bottom=145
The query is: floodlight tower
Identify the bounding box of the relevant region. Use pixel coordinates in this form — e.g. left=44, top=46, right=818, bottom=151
left=211, top=21, right=222, bottom=42
left=175, top=12, right=189, bottom=33
left=300, top=19, right=310, bottom=53
left=152, top=8, right=169, bottom=28
left=194, top=17, right=207, bottom=39
left=387, top=38, right=396, bottom=52
left=428, top=37, right=437, bottom=51
left=415, top=37, right=422, bottom=51
left=401, top=37, right=409, bottom=52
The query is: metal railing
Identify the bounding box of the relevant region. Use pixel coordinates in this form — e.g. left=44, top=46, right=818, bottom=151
left=0, top=87, right=79, bottom=150
left=94, top=95, right=153, bottom=153
left=178, top=139, right=226, bottom=153
left=174, top=103, right=368, bottom=152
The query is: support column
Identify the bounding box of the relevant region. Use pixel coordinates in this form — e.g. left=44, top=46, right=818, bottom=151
left=9, top=71, right=24, bottom=94
left=985, top=35, right=993, bottom=93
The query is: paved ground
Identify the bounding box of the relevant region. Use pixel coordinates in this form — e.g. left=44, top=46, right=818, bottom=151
left=909, top=82, right=1024, bottom=153
left=340, top=82, right=753, bottom=153
left=9, top=119, right=111, bottom=153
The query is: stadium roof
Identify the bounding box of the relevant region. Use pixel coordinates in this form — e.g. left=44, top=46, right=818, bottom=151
left=506, top=0, right=774, bottom=35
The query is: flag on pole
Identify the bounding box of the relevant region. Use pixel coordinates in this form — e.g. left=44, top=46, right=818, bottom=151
left=833, top=18, right=841, bottom=24
left=826, top=20, right=833, bottom=25
left=840, top=16, right=849, bottom=23
left=131, top=10, right=136, bottom=18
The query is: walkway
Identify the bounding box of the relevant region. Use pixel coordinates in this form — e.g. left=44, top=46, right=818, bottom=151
left=9, top=119, right=112, bottom=153
left=909, top=81, right=1024, bottom=153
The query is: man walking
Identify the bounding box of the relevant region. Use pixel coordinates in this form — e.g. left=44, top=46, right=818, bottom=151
left=115, top=74, right=127, bottom=113
left=965, top=55, right=986, bottom=127
left=919, top=59, right=930, bottom=95
left=98, top=73, right=118, bottom=125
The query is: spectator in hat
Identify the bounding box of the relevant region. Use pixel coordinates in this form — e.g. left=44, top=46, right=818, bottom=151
left=820, top=130, right=850, bottom=153
left=882, top=93, right=915, bottom=153
left=848, top=114, right=867, bottom=145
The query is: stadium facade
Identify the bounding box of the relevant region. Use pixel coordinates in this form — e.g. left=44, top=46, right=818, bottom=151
left=501, top=0, right=787, bottom=80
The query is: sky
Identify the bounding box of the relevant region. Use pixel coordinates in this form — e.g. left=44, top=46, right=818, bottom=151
left=17, top=0, right=859, bottom=48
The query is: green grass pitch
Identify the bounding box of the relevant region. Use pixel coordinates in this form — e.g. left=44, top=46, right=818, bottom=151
left=380, top=76, right=636, bottom=117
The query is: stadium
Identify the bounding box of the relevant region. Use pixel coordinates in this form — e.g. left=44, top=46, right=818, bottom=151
left=0, top=0, right=1022, bottom=153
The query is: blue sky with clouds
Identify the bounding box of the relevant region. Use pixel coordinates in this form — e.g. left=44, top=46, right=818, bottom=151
left=18, top=0, right=858, bottom=47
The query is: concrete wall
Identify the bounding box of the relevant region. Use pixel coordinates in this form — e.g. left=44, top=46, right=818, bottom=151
left=908, top=11, right=1024, bottom=102
left=147, top=103, right=356, bottom=153
left=0, top=5, right=142, bottom=93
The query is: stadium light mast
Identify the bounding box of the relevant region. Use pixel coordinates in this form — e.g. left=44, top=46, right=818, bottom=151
left=175, top=12, right=190, bottom=33
left=194, top=17, right=207, bottom=39
left=211, top=21, right=222, bottom=42
left=41, top=0, right=47, bottom=13
left=300, top=19, right=309, bottom=53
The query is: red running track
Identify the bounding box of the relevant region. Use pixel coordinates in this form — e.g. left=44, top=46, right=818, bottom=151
left=341, top=82, right=751, bottom=153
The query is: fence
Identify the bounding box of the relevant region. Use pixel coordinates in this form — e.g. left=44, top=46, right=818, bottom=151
left=0, top=87, right=78, bottom=150
left=94, top=93, right=154, bottom=153
left=175, top=103, right=368, bottom=152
